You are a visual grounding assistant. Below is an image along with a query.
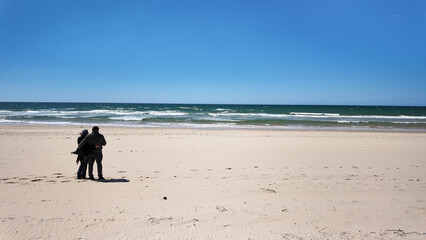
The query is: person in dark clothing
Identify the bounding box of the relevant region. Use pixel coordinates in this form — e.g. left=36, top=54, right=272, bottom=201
left=73, top=129, right=91, bottom=179
left=78, top=126, right=107, bottom=180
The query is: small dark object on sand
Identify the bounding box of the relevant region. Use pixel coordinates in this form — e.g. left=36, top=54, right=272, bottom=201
left=163, top=196, right=167, bottom=200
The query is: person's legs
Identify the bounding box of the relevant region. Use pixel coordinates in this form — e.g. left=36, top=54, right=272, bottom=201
left=88, top=154, right=96, bottom=179
left=96, top=152, right=103, bottom=179
left=81, top=156, right=88, bottom=179
left=77, top=161, right=83, bottom=179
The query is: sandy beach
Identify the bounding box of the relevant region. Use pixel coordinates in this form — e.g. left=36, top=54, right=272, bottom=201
left=0, top=126, right=425, bottom=239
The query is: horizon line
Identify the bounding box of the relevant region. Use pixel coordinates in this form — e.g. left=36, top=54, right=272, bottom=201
left=0, top=100, right=425, bottom=108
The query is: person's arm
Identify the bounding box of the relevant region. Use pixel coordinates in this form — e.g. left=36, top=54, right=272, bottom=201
left=101, top=135, right=106, bottom=146
left=78, top=135, right=89, bottom=149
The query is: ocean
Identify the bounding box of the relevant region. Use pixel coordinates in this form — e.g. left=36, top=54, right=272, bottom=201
left=0, top=102, right=425, bottom=132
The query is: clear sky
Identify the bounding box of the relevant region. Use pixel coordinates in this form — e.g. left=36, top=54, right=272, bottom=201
left=0, top=0, right=425, bottom=106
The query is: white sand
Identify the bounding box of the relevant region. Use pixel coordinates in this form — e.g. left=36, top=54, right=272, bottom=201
left=0, top=126, right=425, bottom=239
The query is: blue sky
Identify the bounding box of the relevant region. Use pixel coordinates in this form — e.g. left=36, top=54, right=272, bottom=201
left=0, top=0, right=425, bottom=106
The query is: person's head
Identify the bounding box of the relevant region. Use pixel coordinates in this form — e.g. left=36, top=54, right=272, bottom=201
left=92, top=126, right=99, bottom=133
left=81, top=129, right=89, bottom=136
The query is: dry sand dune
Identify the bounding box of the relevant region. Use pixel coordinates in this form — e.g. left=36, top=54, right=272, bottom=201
left=0, top=126, right=425, bottom=239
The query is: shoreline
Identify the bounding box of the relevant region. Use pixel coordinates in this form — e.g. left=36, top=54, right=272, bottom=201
left=1, top=123, right=426, bottom=134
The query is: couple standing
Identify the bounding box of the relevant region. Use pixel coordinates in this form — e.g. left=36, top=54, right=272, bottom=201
left=75, top=126, right=107, bottom=180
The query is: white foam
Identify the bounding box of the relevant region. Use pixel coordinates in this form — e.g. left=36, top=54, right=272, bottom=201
left=208, top=112, right=288, bottom=118
left=209, top=112, right=426, bottom=120
left=0, top=119, right=23, bottom=123
left=290, top=112, right=340, bottom=117
left=0, top=110, right=13, bottom=114
left=337, top=120, right=361, bottom=123
left=109, top=116, right=144, bottom=121
left=391, top=121, right=425, bottom=124
left=147, top=111, right=187, bottom=116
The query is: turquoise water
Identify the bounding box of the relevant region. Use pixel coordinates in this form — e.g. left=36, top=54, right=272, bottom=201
left=0, top=102, right=425, bottom=131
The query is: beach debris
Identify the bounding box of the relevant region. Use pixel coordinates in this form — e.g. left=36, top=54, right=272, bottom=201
left=408, top=178, right=421, bottom=182
left=225, top=168, right=232, bottom=170
left=216, top=206, right=227, bottom=212
left=163, top=196, right=167, bottom=200
left=281, top=233, right=303, bottom=240
left=260, top=188, right=276, bottom=193
left=385, top=229, right=426, bottom=236
left=148, top=217, right=173, bottom=224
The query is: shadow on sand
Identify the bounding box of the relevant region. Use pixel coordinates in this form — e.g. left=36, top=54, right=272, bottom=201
left=99, top=178, right=130, bottom=183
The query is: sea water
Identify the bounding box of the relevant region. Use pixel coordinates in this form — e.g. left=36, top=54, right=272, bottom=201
left=0, top=102, right=425, bottom=132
